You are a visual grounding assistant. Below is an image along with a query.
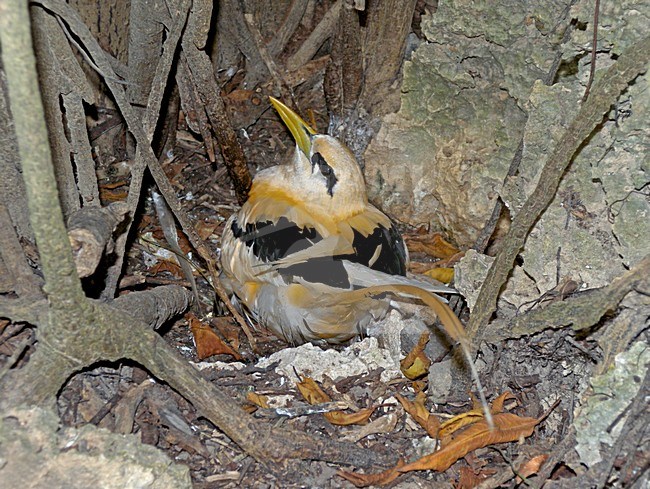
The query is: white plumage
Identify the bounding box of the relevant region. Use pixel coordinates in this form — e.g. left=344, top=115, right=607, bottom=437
left=220, top=98, right=455, bottom=344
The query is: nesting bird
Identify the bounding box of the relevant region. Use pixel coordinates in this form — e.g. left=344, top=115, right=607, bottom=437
left=220, top=98, right=454, bottom=344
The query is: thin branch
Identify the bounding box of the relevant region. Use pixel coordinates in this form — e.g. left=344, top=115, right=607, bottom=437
left=267, top=0, right=309, bottom=58
left=286, top=0, right=341, bottom=72
left=55, top=15, right=128, bottom=85
left=582, top=0, right=600, bottom=103
left=180, top=0, right=252, bottom=204
left=112, top=285, right=194, bottom=330
left=244, top=13, right=293, bottom=102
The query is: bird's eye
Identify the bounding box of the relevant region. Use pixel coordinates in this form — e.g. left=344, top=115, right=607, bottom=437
left=319, top=162, right=332, bottom=176
left=311, top=152, right=333, bottom=176
left=311, top=152, right=326, bottom=169
left=311, top=153, right=334, bottom=177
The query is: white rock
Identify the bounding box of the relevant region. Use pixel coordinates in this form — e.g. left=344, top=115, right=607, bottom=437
left=256, top=337, right=401, bottom=386
left=190, top=361, right=246, bottom=371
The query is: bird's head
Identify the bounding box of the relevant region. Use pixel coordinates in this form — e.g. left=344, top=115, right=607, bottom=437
left=270, top=97, right=368, bottom=217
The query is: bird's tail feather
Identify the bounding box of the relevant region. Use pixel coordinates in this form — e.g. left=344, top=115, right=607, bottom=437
left=341, top=283, right=494, bottom=430
left=342, top=260, right=456, bottom=296
left=342, top=284, right=465, bottom=345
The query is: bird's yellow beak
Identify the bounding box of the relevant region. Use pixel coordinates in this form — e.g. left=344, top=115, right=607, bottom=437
left=269, top=97, right=316, bottom=156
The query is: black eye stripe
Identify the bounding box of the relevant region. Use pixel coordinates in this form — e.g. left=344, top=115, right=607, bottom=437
left=310, top=152, right=338, bottom=197
left=311, top=152, right=332, bottom=174
left=319, top=162, right=332, bottom=175
left=311, top=152, right=326, bottom=169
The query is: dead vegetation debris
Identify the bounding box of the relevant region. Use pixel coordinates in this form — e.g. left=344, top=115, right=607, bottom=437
left=0, top=1, right=648, bottom=488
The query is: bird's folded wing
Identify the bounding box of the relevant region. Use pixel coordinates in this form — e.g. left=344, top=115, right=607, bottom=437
left=341, top=260, right=457, bottom=295
left=263, top=235, right=355, bottom=271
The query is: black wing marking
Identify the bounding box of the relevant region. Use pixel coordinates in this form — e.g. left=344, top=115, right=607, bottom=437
left=347, top=223, right=407, bottom=277
left=231, top=217, right=406, bottom=288
left=231, top=217, right=351, bottom=287
left=282, top=257, right=351, bottom=288
left=231, top=216, right=321, bottom=263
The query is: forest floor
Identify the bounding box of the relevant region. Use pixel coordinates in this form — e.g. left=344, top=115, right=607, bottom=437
left=48, top=84, right=607, bottom=488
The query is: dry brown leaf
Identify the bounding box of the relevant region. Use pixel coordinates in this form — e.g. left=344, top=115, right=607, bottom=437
left=242, top=404, right=257, bottom=414
left=211, top=316, right=241, bottom=351
left=176, top=230, right=194, bottom=255
left=306, top=108, right=319, bottom=132
left=440, top=411, right=485, bottom=441
left=424, top=267, right=455, bottom=284
left=100, top=180, right=130, bottom=190
left=412, top=380, right=427, bottom=393
left=338, top=459, right=406, bottom=488
left=406, top=233, right=460, bottom=259
left=400, top=331, right=432, bottom=380
left=408, top=261, right=434, bottom=275
left=341, top=413, right=399, bottom=443
left=325, top=407, right=376, bottom=426
left=196, top=219, right=220, bottom=240
left=339, top=399, right=539, bottom=484
left=297, top=377, right=376, bottom=426
left=457, top=466, right=488, bottom=489
left=409, top=251, right=465, bottom=274
left=440, top=391, right=516, bottom=440
left=399, top=412, right=541, bottom=473
left=442, top=251, right=466, bottom=267
left=188, top=314, right=242, bottom=360
left=402, top=355, right=432, bottom=380
left=298, top=377, right=376, bottom=425
left=490, top=391, right=516, bottom=414
left=246, top=391, right=270, bottom=409
left=150, top=259, right=184, bottom=279
left=516, top=454, right=549, bottom=483
left=225, top=88, right=256, bottom=103
left=165, top=160, right=191, bottom=183
left=99, top=187, right=128, bottom=202
left=396, top=392, right=440, bottom=438
left=296, top=376, right=331, bottom=404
